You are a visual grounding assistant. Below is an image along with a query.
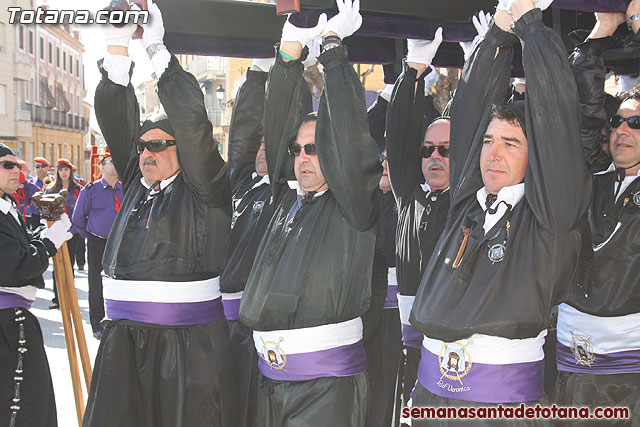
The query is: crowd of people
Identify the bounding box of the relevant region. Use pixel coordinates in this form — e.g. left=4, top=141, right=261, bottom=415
left=1, top=0, right=639, bottom=425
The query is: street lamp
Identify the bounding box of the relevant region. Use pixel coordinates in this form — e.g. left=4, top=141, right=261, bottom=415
left=215, top=85, right=225, bottom=107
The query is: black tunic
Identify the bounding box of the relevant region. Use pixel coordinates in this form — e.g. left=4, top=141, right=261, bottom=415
left=0, top=198, right=57, bottom=427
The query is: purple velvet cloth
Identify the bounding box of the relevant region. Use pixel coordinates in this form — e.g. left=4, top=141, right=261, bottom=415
left=384, top=284, right=398, bottom=309
left=104, top=297, right=225, bottom=326
left=419, top=345, right=545, bottom=403
left=257, top=340, right=367, bottom=381
left=556, top=342, right=640, bottom=374
left=222, top=298, right=241, bottom=321
left=402, top=323, right=423, bottom=349
left=0, top=290, right=34, bottom=310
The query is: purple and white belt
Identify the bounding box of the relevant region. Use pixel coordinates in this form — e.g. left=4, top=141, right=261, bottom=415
left=0, top=286, right=37, bottom=310
left=556, top=303, right=640, bottom=374
left=103, top=277, right=224, bottom=326
left=221, top=291, right=243, bottom=321
left=417, top=330, right=547, bottom=403
left=384, top=268, right=398, bottom=309
left=398, top=294, right=422, bottom=348
left=253, top=317, right=367, bottom=382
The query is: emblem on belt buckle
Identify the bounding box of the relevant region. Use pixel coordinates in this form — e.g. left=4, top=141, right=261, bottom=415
left=570, top=329, right=595, bottom=367
left=260, top=336, right=287, bottom=370
left=438, top=341, right=472, bottom=385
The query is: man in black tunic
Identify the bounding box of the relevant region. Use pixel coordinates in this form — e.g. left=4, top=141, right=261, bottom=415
left=408, top=1, right=590, bottom=423
left=239, top=1, right=381, bottom=425
left=385, top=32, right=452, bottom=414
left=556, top=9, right=640, bottom=423
left=0, top=142, right=71, bottom=427
left=84, top=2, right=235, bottom=426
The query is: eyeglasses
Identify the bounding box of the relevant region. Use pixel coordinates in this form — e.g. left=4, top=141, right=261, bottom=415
left=379, top=153, right=387, bottom=164
left=35, top=164, right=48, bottom=169
left=100, top=158, right=113, bottom=166
left=421, top=145, right=450, bottom=158
left=288, top=143, right=317, bottom=157
left=610, top=115, right=640, bottom=130
left=0, top=161, right=20, bottom=170
left=136, top=139, right=177, bottom=155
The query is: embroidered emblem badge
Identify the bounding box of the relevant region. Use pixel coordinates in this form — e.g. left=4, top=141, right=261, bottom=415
left=253, top=200, right=265, bottom=213
left=260, top=337, right=287, bottom=370
left=633, top=192, right=640, bottom=207
left=487, top=243, right=506, bottom=264
left=438, top=341, right=472, bottom=384
left=570, top=329, right=596, bottom=367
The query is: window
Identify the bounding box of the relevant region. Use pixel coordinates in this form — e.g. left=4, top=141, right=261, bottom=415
left=49, top=144, right=53, bottom=162
left=48, top=42, right=52, bottom=63
left=63, top=51, right=66, bottom=71
left=28, top=31, right=33, bottom=54
left=0, top=85, right=6, bottom=115
left=56, top=47, right=60, bottom=67
left=29, top=80, right=33, bottom=103
left=76, top=59, right=79, bottom=77
left=69, top=55, right=73, bottom=74
left=18, top=25, right=24, bottom=50
left=39, top=37, right=43, bottom=59
left=76, top=95, right=80, bottom=114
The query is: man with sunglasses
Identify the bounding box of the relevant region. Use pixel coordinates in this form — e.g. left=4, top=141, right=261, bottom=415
left=71, top=153, right=123, bottom=340
left=384, top=30, right=452, bottom=414
left=407, top=1, right=591, bottom=421
left=555, top=9, right=640, bottom=419
left=84, top=2, right=235, bottom=426
left=0, top=142, right=72, bottom=427
left=239, top=1, right=382, bottom=425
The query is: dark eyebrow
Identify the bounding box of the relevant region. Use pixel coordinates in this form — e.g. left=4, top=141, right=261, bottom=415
left=483, top=134, right=522, bottom=144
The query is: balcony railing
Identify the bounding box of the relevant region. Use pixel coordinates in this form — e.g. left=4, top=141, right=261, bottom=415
left=23, top=103, right=88, bottom=131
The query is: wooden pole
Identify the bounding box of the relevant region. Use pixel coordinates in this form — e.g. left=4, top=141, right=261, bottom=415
left=51, top=241, right=84, bottom=427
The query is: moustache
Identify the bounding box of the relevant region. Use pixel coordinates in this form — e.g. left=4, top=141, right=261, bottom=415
left=428, top=159, right=447, bottom=171
left=143, top=159, right=157, bottom=166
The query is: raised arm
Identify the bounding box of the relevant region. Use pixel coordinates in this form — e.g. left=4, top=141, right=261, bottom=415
left=448, top=17, right=517, bottom=208
left=228, top=66, right=269, bottom=192
left=514, top=7, right=590, bottom=234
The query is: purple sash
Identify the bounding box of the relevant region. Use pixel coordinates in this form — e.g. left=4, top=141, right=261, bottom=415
left=402, top=323, right=423, bottom=349
left=0, top=291, right=34, bottom=310
left=222, top=298, right=241, bottom=321
left=556, top=342, right=640, bottom=374
left=257, top=340, right=367, bottom=382
left=384, top=285, right=398, bottom=309
left=104, top=296, right=225, bottom=326
left=418, top=345, right=544, bottom=403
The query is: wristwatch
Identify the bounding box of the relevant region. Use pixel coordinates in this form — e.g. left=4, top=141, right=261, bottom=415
left=628, top=13, right=640, bottom=30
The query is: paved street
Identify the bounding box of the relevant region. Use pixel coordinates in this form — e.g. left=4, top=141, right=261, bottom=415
left=32, top=264, right=100, bottom=427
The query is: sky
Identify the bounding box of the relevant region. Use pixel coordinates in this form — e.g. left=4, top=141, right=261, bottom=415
left=45, top=0, right=156, bottom=131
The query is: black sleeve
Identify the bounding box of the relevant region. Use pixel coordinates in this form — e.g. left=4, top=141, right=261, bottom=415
left=513, top=9, right=591, bottom=235
left=0, top=225, right=51, bottom=286
left=315, top=45, right=382, bottom=231
left=386, top=64, right=427, bottom=202
left=263, top=49, right=306, bottom=203
left=228, top=69, right=268, bottom=193
left=95, top=59, right=141, bottom=194
left=367, top=94, right=388, bottom=150
left=448, top=22, right=518, bottom=208
left=568, top=35, right=616, bottom=173
left=157, top=56, right=230, bottom=207
left=363, top=220, right=388, bottom=343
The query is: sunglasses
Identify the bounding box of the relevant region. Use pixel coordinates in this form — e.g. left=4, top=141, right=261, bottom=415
left=379, top=153, right=387, bottom=164
left=35, top=164, right=48, bottom=169
left=0, top=161, right=20, bottom=170
left=136, top=139, right=177, bottom=155
left=100, top=158, right=113, bottom=166
left=420, top=145, right=450, bottom=158
left=288, top=143, right=317, bottom=157
left=610, top=115, right=640, bottom=130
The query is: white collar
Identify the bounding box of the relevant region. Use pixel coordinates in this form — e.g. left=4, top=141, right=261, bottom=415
left=0, top=196, right=12, bottom=215
left=287, top=180, right=328, bottom=198
left=421, top=182, right=450, bottom=195
left=476, top=183, right=525, bottom=212
left=597, top=162, right=640, bottom=177
left=251, top=172, right=271, bottom=189
left=140, top=174, right=179, bottom=194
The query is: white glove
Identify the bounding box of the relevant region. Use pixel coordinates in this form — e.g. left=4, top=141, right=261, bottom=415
left=141, top=0, right=165, bottom=49
left=497, top=0, right=553, bottom=12
left=380, top=83, right=394, bottom=102
left=406, top=28, right=443, bottom=66
left=281, top=14, right=328, bottom=47
left=252, top=57, right=275, bottom=72
left=102, top=10, right=138, bottom=48
left=324, top=0, right=363, bottom=40
left=41, top=214, right=73, bottom=250
left=303, top=37, right=321, bottom=68
left=459, top=11, right=492, bottom=61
